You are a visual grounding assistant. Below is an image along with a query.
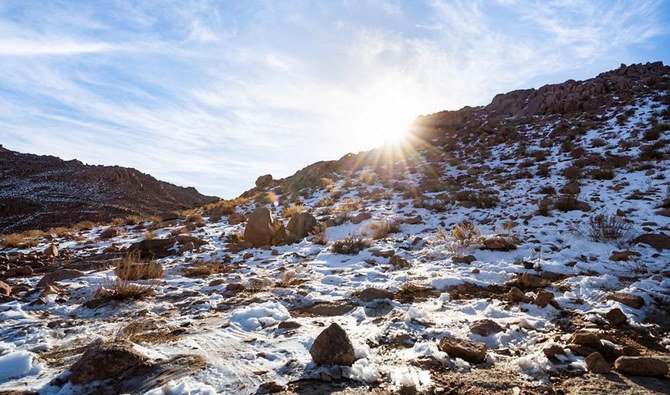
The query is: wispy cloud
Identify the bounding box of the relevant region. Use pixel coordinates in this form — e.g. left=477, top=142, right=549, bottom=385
left=0, top=0, right=667, bottom=197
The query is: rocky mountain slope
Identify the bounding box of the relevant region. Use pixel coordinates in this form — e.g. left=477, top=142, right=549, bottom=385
left=0, top=62, right=669, bottom=395
left=0, top=146, right=219, bottom=233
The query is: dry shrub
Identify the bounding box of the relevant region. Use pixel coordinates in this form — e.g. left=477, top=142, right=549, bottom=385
left=182, top=263, right=220, bottom=277
left=659, top=187, right=670, bottom=209
left=320, top=177, right=335, bottom=187
left=186, top=214, right=205, bottom=227
left=317, top=196, right=335, bottom=207
left=362, top=220, right=400, bottom=240
left=590, top=168, right=615, bottom=180
left=591, top=138, right=607, bottom=148
left=48, top=226, right=73, bottom=237
left=450, top=222, right=480, bottom=252
left=554, top=194, right=588, bottom=212
left=0, top=233, right=28, bottom=248
left=124, top=215, right=144, bottom=226
left=332, top=235, right=371, bottom=255
left=573, top=212, right=634, bottom=244
left=309, top=223, right=328, bottom=245
left=538, top=197, right=552, bottom=217
left=143, top=231, right=157, bottom=240
left=169, top=227, right=189, bottom=236
left=276, top=269, right=303, bottom=287
left=281, top=205, right=307, bottom=218
left=562, top=166, right=582, bottom=181
left=96, top=278, right=155, bottom=300
left=201, top=198, right=246, bottom=217
left=115, top=252, right=164, bottom=281
left=358, top=171, right=376, bottom=185
left=24, top=229, right=45, bottom=238
left=111, top=217, right=125, bottom=226
left=340, top=198, right=362, bottom=213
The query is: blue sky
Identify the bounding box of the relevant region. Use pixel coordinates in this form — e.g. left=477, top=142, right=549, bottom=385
left=0, top=0, right=668, bottom=198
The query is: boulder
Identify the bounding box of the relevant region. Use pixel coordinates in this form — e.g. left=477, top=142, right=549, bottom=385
left=508, top=287, right=532, bottom=303
left=44, top=244, right=59, bottom=257
left=389, top=255, right=411, bottom=268
left=609, top=251, right=641, bottom=261
left=351, top=212, right=372, bottom=224
left=470, top=319, right=503, bottom=337
left=129, top=238, right=177, bottom=259
left=356, top=287, right=394, bottom=302
left=438, top=336, right=488, bottom=364
left=586, top=352, right=611, bottom=374
left=243, top=207, right=287, bottom=248
left=614, top=356, right=669, bottom=376
left=481, top=237, right=517, bottom=251
left=309, top=323, right=358, bottom=366
left=633, top=233, right=670, bottom=250
left=534, top=290, right=554, bottom=308
left=452, top=255, right=476, bottom=264
left=608, top=293, right=645, bottom=309
left=518, top=273, right=547, bottom=290
left=604, top=308, right=627, bottom=326
left=36, top=269, right=85, bottom=289
left=286, top=212, right=318, bottom=239
left=255, top=174, right=273, bottom=188
left=0, top=280, right=11, bottom=296
left=99, top=227, right=119, bottom=240
left=69, top=341, right=154, bottom=384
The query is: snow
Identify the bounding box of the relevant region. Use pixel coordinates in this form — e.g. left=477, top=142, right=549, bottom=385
left=229, top=301, right=291, bottom=331
left=0, top=350, right=41, bottom=381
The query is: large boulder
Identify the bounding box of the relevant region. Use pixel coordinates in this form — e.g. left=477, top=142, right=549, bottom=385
left=129, top=238, right=177, bottom=259
left=69, top=341, right=154, bottom=384
left=614, top=356, right=669, bottom=376
left=255, top=174, right=273, bottom=188
left=438, top=336, right=488, bottom=363
left=309, top=323, right=358, bottom=366
left=243, top=207, right=287, bottom=248
left=36, top=269, right=85, bottom=289
left=287, top=212, right=318, bottom=240
left=633, top=233, right=670, bottom=250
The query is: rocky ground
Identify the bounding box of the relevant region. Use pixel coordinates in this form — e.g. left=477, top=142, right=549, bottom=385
left=0, top=62, right=669, bottom=394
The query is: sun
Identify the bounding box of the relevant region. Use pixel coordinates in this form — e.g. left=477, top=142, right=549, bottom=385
left=350, top=91, right=417, bottom=149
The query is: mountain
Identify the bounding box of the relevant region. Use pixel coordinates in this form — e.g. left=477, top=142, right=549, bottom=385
left=0, top=146, right=219, bottom=233
left=0, top=62, right=669, bottom=394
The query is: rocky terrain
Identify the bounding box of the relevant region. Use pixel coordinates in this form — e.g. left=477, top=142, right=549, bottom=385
left=0, top=146, right=219, bottom=233
left=0, top=62, right=669, bottom=394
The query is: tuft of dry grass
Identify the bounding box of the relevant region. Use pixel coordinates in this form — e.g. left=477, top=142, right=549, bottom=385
left=362, top=220, right=400, bottom=240
left=281, top=205, right=307, bottom=218
left=48, top=226, right=73, bottom=237
left=115, top=252, right=164, bottom=281
left=449, top=222, right=480, bottom=253
left=339, top=198, right=362, bottom=213
left=143, top=230, right=157, bottom=240
left=182, top=263, right=220, bottom=277
left=96, top=278, right=155, bottom=300
left=186, top=214, right=206, bottom=227
left=309, top=223, right=328, bottom=245
left=0, top=233, right=30, bottom=248
left=331, top=234, right=371, bottom=255
left=276, top=269, right=303, bottom=287
left=573, top=212, right=634, bottom=245
left=74, top=220, right=96, bottom=231
left=169, top=226, right=189, bottom=236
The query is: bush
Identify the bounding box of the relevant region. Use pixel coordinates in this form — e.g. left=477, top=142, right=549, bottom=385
left=562, top=166, right=581, bottom=181
left=182, top=263, right=222, bottom=277
left=590, top=168, right=615, bottom=180
left=539, top=185, right=555, bottom=195
left=281, top=205, right=307, bottom=218
left=309, top=223, right=328, bottom=245
left=115, top=252, right=164, bottom=281
left=591, top=138, right=607, bottom=148
left=96, top=279, right=155, bottom=300
left=450, top=222, right=480, bottom=251
left=362, top=220, right=400, bottom=240
left=331, top=235, right=371, bottom=255
left=74, top=220, right=96, bottom=231
left=186, top=214, right=205, bottom=227
left=0, top=233, right=28, bottom=248
left=554, top=194, right=587, bottom=212
left=538, top=197, right=552, bottom=217
left=574, top=212, right=633, bottom=244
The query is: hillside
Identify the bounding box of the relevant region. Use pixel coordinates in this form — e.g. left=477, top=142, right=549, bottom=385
left=0, top=62, right=669, bottom=394
left=0, top=146, right=219, bottom=233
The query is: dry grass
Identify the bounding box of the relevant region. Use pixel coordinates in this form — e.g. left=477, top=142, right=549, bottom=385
left=339, top=198, right=362, bottom=213
left=309, top=223, right=328, bottom=245
left=0, top=233, right=30, bottom=248
left=186, top=214, right=206, bottom=227
left=48, top=226, right=73, bottom=237
left=124, top=215, right=144, bottom=226
left=115, top=252, right=164, bottom=281
left=74, top=220, right=96, bottom=231
left=281, top=205, right=307, bottom=218
left=276, top=269, right=303, bottom=287
left=169, top=226, right=189, bottom=236
left=331, top=234, right=371, bottom=255
left=362, top=220, right=400, bottom=240
left=573, top=212, right=634, bottom=245
left=143, top=231, right=157, bottom=240
left=96, top=278, right=155, bottom=300
left=317, top=196, right=334, bottom=207
left=449, top=222, right=480, bottom=253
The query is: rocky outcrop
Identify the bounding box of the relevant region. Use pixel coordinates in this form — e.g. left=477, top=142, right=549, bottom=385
left=69, top=341, right=154, bottom=384
left=129, top=238, right=177, bottom=259
left=286, top=212, right=318, bottom=240
left=255, top=174, right=273, bottom=188
left=0, top=147, right=218, bottom=233
left=243, top=207, right=287, bottom=248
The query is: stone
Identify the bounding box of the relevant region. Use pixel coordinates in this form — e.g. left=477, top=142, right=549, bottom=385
left=614, top=356, right=669, bottom=376
left=226, top=283, right=245, bottom=293
left=543, top=345, right=565, bottom=358
left=561, top=182, right=581, bottom=195
left=586, top=352, right=611, bottom=374
left=228, top=212, right=246, bottom=225
left=257, top=382, right=285, bottom=394
left=534, top=290, right=554, bottom=308
left=99, top=227, right=119, bottom=240
left=351, top=212, right=372, bottom=224
left=129, top=238, right=177, bottom=259
left=609, top=251, right=641, bottom=261
left=277, top=321, right=301, bottom=330
left=608, top=293, right=645, bottom=309
left=208, top=279, right=225, bottom=287
left=389, top=255, right=411, bottom=268
left=286, top=212, right=318, bottom=239
left=0, top=280, right=11, bottom=296
left=69, top=341, right=154, bottom=384
left=371, top=249, right=395, bottom=258
left=469, top=319, right=503, bottom=337
left=438, top=336, right=488, bottom=364
left=243, top=207, right=287, bottom=248
left=604, top=308, right=627, bottom=326
left=36, top=269, right=85, bottom=289
left=508, top=287, right=531, bottom=303
left=518, top=273, right=547, bottom=290
left=309, top=323, right=358, bottom=366
left=356, top=287, right=394, bottom=302
left=403, top=215, right=423, bottom=225
left=481, top=237, right=517, bottom=251
left=452, top=255, right=476, bottom=264
left=255, top=174, right=273, bottom=188
left=633, top=233, right=670, bottom=250
left=175, top=235, right=207, bottom=246
left=15, top=266, right=33, bottom=276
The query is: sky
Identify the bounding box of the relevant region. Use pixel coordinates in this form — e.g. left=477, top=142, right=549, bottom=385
left=0, top=0, right=668, bottom=198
